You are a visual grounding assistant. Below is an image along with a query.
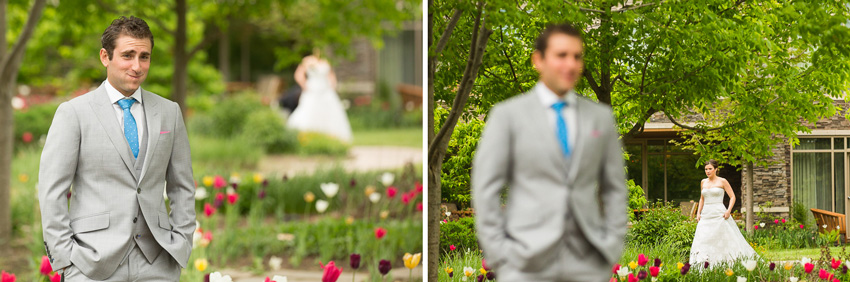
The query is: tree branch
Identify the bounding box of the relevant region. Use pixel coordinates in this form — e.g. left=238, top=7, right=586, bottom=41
left=188, top=32, right=219, bottom=58
left=0, top=0, right=7, bottom=60
left=623, top=107, right=657, bottom=140
left=434, top=8, right=462, bottom=56
left=499, top=28, right=522, bottom=93
left=1, top=0, right=46, bottom=84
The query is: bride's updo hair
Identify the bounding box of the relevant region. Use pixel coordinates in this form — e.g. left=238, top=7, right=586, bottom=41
left=705, top=159, right=720, bottom=169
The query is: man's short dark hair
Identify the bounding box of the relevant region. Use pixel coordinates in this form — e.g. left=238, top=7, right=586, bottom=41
left=534, top=23, right=583, bottom=57
left=101, top=16, right=154, bottom=60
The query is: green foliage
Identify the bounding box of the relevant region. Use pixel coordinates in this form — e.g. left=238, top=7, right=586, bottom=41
left=627, top=179, right=648, bottom=222
left=743, top=217, right=823, bottom=249
left=188, top=134, right=264, bottom=171
left=435, top=106, right=483, bottom=209
left=439, top=217, right=478, bottom=255
left=297, top=132, right=350, bottom=156
left=241, top=110, right=299, bottom=154
left=12, top=103, right=59, bottom=151
left=663, top=220, right=698, bottom=256
left=628, top=203, right=689, bottom=246
left=347, top=103, right=422, bottom=130
left=203, top=93, right=266, bottom=137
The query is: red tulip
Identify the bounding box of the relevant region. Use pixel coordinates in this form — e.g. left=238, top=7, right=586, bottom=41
left=415, top=182, right=423, bottom=193
left=204, top=203, right=216, bottom=217
left=649, top=266, right=659, bottom=277
left=638, top=254, right=648, bottom=266
left=40, top=256, right=52, bottom=276
left=387, top=187, right=397, bottom=198
left=482, top=259, right=489, bottom=271
left=832, top=258, right=842, bottom=269
left=450, top=245, right=456, bottom=251
left=1, top=270, right=15, bottom=282
left=227, top=193, right=239, bottom=204
left=819, top=269, right=829, bottom=279
left=753, top=225, right=759, bottom=230
left=203, top=231, right=213, bottom=242
left=612, top=264, right=620, bottom=274
left=782, top=218, right=786, bottom=223
left=416, top=202, right=423, bottom=211
left=375, top=227, right=387, bottom=239
left=22, top=132, right=33, bottom=143
left=801, top=224, right=805, bottom=229
left=627, top=273, right=638, bottom=282
left=401, top=193, right=411, bottom=205
left=774, top=219, right=779, bottom=224
left=50, top=274, right=60, bottom=282
left=264, top=277, right=272, bottom=282
left=213, top=176, right=226, bottom=189
left=319, top=261, right=343, bottom=282
left=805, top=263, right=815, bottom=273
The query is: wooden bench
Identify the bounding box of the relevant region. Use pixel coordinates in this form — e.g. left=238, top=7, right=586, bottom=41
left=810, top=208, right=847, bottom=242
left=680, top=201, right=698, bottom=219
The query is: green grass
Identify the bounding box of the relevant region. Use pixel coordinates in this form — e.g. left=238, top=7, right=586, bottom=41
left=763, top=247, right=846, bottom=261
left=352, top=128, right=422, bottom=148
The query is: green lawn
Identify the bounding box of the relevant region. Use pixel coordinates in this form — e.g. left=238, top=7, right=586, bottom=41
left=352, top=127, right=423, bottom=148
left=764, top=247, right=848, bottom=261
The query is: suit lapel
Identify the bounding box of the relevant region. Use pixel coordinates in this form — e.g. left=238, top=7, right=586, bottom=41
left=567, top=98, right=590, bottom=183
left=523, top=93, right=571, bottom=172
left=139, top=90, right=161, bottom=184
left=89, top=85, right=139, bottom=183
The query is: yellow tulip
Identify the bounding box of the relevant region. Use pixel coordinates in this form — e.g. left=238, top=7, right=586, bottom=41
left=629, top=261, right=638, bottom=269
left=677, top=262, right=684, bottom=270
left=403, top=253, right=421, bottom=269
left=203, top=176, right=213, bottom=187
left=304, top=192, right=316, bottom=203
left=784, top=262, right=793, bottom=270
left=365, top=185, right=376, bottom=197
left=479, top=267, right=487, bottom=275
left=194, top=258, right=209, bottom=272
left=18, top=174, right=28, bottom=183
left=463, top=267, right=475, bottom=277
left=253, top=173, right=264, bottom=183
left=445, top=267, right=453, bottom=274
left=345, top=216, right=355, bottom=225
left=380, top=210, right=390, bottom=219
left=725, top=268, right=734, bottom=276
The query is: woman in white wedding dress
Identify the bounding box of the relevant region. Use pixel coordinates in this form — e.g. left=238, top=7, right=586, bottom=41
left=286, top=55, right=353, bottom=143
left=689, top=159, right=757, bottom=266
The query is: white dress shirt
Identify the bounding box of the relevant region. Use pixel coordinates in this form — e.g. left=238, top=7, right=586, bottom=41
left=104, top=80, right=146, bottom=159
left=535, top=82, right=577, bottom=155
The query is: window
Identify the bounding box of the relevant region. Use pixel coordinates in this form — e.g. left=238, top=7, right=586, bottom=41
left=792, top=137, right=848, bottom=214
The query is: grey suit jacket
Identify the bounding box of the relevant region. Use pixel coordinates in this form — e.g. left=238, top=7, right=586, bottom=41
left=37, top=84, right=196, bottom=279
left=471, top=90, right=628, bottom=272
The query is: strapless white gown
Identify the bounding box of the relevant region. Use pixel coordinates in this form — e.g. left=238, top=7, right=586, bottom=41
left=689, top=187, right=758, bottom=266
left=286, top=62, right=353, bottom=143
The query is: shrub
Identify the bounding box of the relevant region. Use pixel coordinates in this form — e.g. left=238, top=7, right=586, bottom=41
left=13, top=102, right=59, bottom=150
left=662, top=219, right=698, bottom=256
left=628, top=203, right=689, bottom=245
left=241, top=110, right=299, bottom=154
left=435, top=106, right=483, bottom=209
left=628, top=179, right=648, bottom=222
left=297, top=132, right=349, bottom=156
left=206, top=93, right=265, bottom=137
left=439, top=217, right=479, bottom=255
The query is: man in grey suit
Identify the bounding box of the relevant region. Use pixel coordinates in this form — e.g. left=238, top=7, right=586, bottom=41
left=472, top=23, right=628, bottom=281
left=37, top=16, right=196, bottom=281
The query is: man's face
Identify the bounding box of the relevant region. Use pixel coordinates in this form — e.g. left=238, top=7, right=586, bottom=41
left=532, top=33, right=584, bottom=95
left=100, top=34, right=151, bottom=96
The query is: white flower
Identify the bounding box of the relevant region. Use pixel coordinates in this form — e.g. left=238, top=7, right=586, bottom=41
left=316, top=200, right=329, bottom=213
left=209, top=272, right=233, bottom=282
left=651, top=278, right=657, bottom=282
left=195, top=187, right=208, bottom=200
left=446, top=212, right=451, bottom=217
left=269, top=256, right=283, bottom=271
left=11, top=96, right=24, bottom=110
left=824, top=224, right=828, bottom=229
left=226, top=187, right=236, bottom=195
left=276, top=233, right=295, bottom=241
left=617, top=265, right=630, bottom=277
left=759, top=223, right=765, bottom=228
left=790, top=277, right=798, bottom=282
left=463, top=266, right=475, bottom=277
left=192, top=229, right=202, bottom=248
left=846, top=260, right=850, bottom=269
left=380, top=172, right=395, bottom=186
left=229, top=175, right=241, bottom=184
left=743, top=259, right=756, bottom=271
left=271, top=276, right=287, bottom=282
left=369, top=192, right=381, bottom=203
left=320, top=183, right=339, bottom=198
left=801, top=257, right=812, bottom=265
left=462, top=277, right=467, bottom=282
left=838, top=225, right=841, bottom=230
left=737, top=277, right=747, bottom=282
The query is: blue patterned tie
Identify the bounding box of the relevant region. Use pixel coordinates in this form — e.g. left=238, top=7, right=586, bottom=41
left=117, top=98, right=139, bottom=159
left=552, top=101, right=570, bottom=157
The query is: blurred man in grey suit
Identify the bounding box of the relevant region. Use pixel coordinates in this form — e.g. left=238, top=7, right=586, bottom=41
left=472, top=23, right=628, bottom=281
left=38, top=16, right=196, bottom=281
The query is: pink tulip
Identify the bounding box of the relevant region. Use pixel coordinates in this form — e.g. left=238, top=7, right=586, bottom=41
left=638, top=254, right=648, bottom=266
left=213, top=176, right=226, bottom=189
left=204, top=203, right=216, bottom=217
left=627, top=273, right=638, bottom=282
left=50, top=274, right=60, bottom=282
left=401, top=193, right=411, bottom=205
left=801, top=224, right=805, bottom=229
left=375, top=227, right=387, bottom=239
left=450, top=245, right=456, bottom=251
left=415, top=182, right=423, bottom=193
left=832, top=258, right=841, bottom=269
left=805, top=263, right=815, bottom=273
left=22, top=132, right=33, bottom=143
left=203, top=231, right=213, bottom=242
left=227, top=193, right=239, bottom=204
left=819, top=269, right=829, bottom=279
left=1, top=270, right=15, bottom=282
left=387, top=187, right=397, bottom=198
left=416, top=202, right=423, bottom=211
left=612, top=264, right=620, bottom=274
left=774, top=219, right=779, bottom=224
left=754, top=225, right=759, bottom=230
left=40, top=256, right=52, bottom=276
left=319, top=261, right=343, bottom=282
left=782, top=218, right=786, bottom=223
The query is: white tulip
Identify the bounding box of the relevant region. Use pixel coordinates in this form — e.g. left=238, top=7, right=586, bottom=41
left=737, top=277, right=747, bottom=282
left=742, top=259, right=756, bottom=271
left=271, top=276, right=288, bottom=282
left=192, top=229, right=202, bottom=248
left=380, top=172, right=395, bottom=186
left=824, top=224, right=829, bottom=229
left=320, top=183, right=339, bottom=198
left=617, top=265, right=630, bottom=277
left=369, top=192, right=381, bottom=203
left=209, top=272, right=233, bottom=282
left=269, top=256, right=283, bottom=271
left=801, top=257, right=812, bottom=265
left=229, top=175, right=241, bottom=184
left=446, top=212, right=451, bottom=217
left=759, top=223, right=765, bottom=228
left=226, top=187, right=236, bottom=195
left=195, top=187, right=208, bottom=200
left=790, top=277, right=798, bottom=282
left=316, top=200, right=329, bottom=213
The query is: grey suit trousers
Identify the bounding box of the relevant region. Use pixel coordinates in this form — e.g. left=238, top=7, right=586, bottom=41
left=63, top=245, right=180, bottom=282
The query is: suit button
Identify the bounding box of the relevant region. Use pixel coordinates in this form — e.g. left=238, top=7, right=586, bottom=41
left=137, top=188, right=141, bottom=194
left=133, top=217, right=138, bottom=223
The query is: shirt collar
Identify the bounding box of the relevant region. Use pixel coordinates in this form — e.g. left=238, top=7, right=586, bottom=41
left=534, top=81, right=576, bottom=108
left=104, top=79, right=143, bottom=105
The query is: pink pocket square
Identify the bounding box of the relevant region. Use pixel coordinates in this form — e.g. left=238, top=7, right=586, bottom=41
left=160, top=131, right=171, bottom=134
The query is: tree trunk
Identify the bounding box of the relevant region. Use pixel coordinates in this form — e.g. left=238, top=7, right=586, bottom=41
left=218, top=19, right=230, bottom=83
left=240, top=23, right=251, bottom=82
left=0, top=0, right=47, bottom=244
left=426, top=1, right=438, bottom=280
left=173, top=0, right=188, bottom=118
left=427, top=4, right=491, bottom=281
left=746, top=161, right=754, bottom=233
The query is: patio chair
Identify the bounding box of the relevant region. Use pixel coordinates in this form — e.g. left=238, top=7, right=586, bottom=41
left=810, top=208, right=848, bottom=243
